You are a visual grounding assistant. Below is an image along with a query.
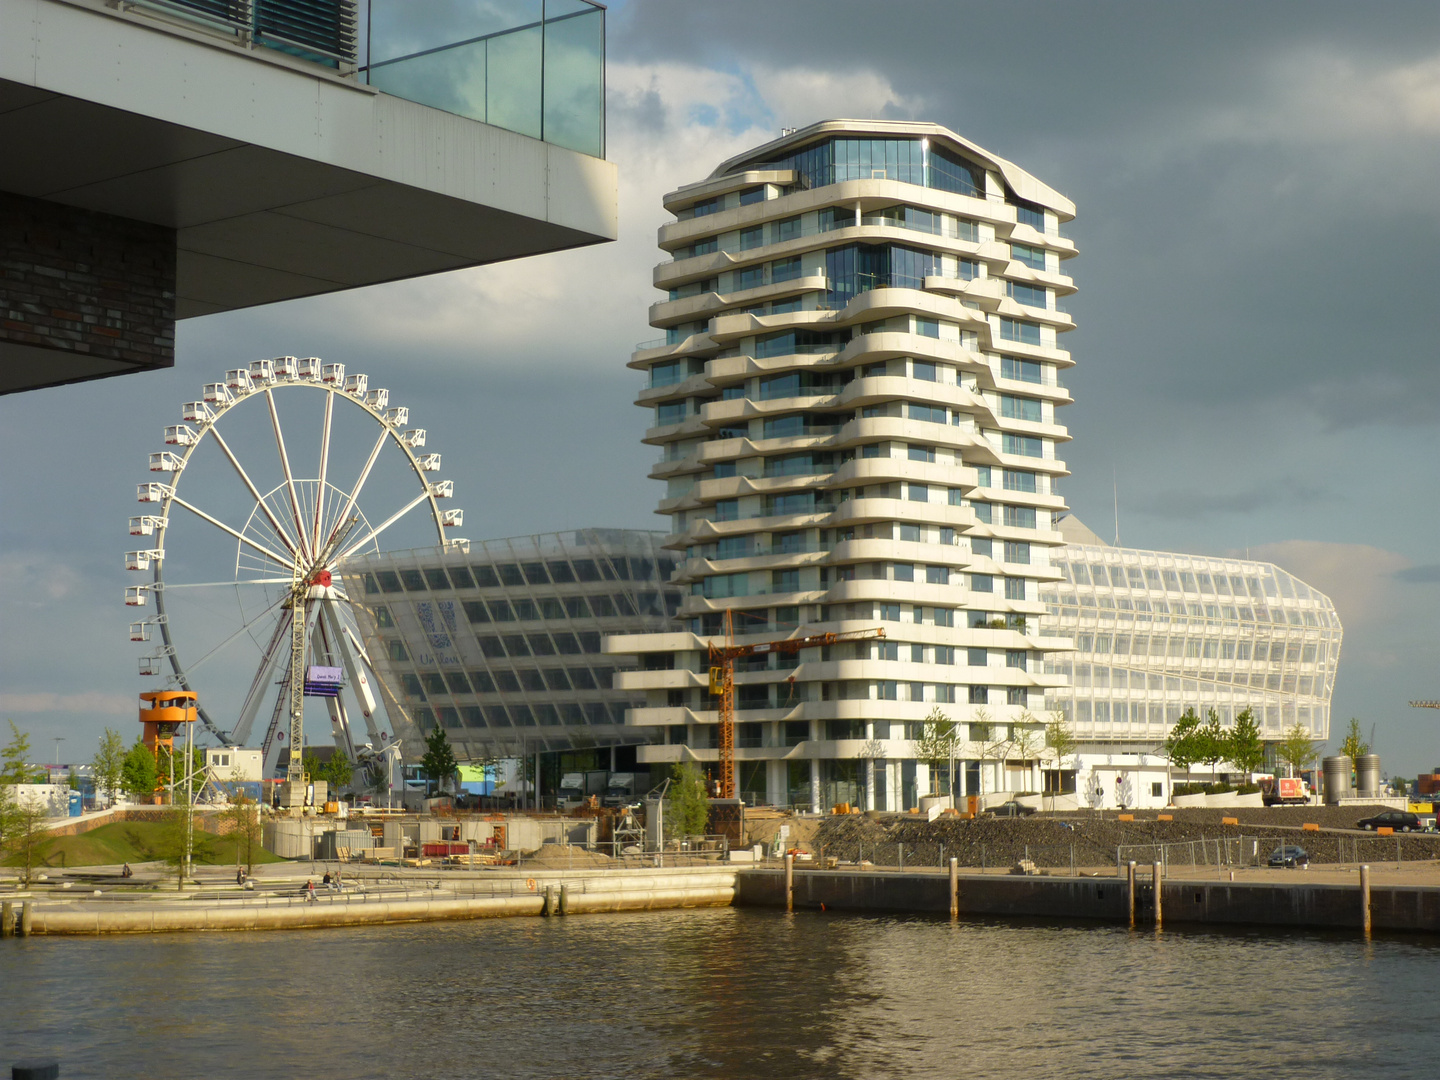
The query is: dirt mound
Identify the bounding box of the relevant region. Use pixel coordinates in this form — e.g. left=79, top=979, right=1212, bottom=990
left=801, top=805, right=1440, bottom=870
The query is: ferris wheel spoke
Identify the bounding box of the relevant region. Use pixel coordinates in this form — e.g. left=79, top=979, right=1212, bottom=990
left=207, top=425, right=301, bottom=559
left=314, top=390, right=335, bottom=555
left=172, top=591, right=288, bottom=681
left=164, top=578, right=296, bottom=589
left=336, top=489, right=433, bottom=563
left=264, top=387, right=314, bottom=564
left=170, top=494, right=293, bottom=569
left=325, top=427, right=389, bottom=554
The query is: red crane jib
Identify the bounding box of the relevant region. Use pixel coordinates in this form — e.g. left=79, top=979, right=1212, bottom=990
left=706, top=627, right=886, bottom=800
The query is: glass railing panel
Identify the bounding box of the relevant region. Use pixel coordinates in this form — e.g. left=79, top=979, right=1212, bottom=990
left=364, top=0, right=604, bottom=156
left=542, top=6, right=604, bottom=157
left=487, top=20, right=543, bottom=139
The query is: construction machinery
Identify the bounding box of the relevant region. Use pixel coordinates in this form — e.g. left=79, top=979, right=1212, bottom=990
left=707, top=610, right=885, bottom=799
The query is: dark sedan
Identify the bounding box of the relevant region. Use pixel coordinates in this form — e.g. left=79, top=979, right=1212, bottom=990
left=1357, top=810, right=1422, bottom=832
left=1268, top=845, right=1309, bottom=868
left=984, top=801, right=1037, bottom=817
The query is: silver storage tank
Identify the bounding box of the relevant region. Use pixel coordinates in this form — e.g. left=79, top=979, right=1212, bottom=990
left=1322, top=755, right=1353, bottom=805
left=1355, top=754, right=1382, bottom=798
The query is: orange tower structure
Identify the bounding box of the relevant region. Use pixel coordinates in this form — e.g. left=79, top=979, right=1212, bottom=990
left=139, top=691, right=198, bottom=803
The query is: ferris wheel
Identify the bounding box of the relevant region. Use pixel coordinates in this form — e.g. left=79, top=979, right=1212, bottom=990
left=124, top=356, right=467, bottom=781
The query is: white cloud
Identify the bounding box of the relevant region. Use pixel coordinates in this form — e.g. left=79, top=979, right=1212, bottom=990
left=186, top=58, right=926, bottom=380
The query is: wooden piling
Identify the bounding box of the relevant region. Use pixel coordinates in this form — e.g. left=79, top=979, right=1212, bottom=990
left=784, top=853, right=794, bottom=913
left=1360, top=864, right=1371, bottom=935
left=1, top=900, right=12, bottom=938
left=949, top=857, right=959, bottom=918
left=1152, top=862, right=1162, bottom=929
left=1127, top=861, right=1136, bottom=928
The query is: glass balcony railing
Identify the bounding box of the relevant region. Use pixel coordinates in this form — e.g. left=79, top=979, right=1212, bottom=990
left=120, top=1, right=604, bottom=156
left=362, top=0, right=605, bottom=158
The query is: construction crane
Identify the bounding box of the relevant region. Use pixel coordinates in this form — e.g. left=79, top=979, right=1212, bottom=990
left=707, top=610, right=886, bottom=799
left=1411, top=702, right=1440, bottom=710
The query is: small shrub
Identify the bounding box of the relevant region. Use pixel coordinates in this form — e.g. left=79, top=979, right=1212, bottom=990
left=1174, top=783, right=1207, bottom=797
left=1235, top=783, right=1260, bottom=795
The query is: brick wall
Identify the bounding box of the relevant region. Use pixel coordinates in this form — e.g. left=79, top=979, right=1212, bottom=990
left=0, top=191, right=175, bottom=374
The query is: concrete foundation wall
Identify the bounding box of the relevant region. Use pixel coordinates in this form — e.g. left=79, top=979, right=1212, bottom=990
left=736, top=868, right=1440, bottom=933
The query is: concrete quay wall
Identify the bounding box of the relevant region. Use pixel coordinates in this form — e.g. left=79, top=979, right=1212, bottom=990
left=735, top=869, right=1440, bottom=933
left=26, top=868, right=736, bottom=936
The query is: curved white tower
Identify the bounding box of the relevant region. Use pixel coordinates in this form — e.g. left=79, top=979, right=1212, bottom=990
left=610, top=120, right=1078, bottom=811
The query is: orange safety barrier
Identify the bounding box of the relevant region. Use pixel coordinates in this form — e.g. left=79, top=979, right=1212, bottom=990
left=1117, top=814, right=1134, bottom=822
left=1157, top=814, right=1173, bottom=822
left=1377, top=826, right=1394, bottom=836
left=1222, top=816, right=1238, bottom=826
left=1302, top=823, right=1320, bottom=832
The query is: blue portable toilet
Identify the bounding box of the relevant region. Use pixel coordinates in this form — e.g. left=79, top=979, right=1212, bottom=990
left=68, top=791, right=82, bottom=817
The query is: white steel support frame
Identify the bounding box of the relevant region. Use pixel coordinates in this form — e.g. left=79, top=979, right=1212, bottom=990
left=128, top=361, right=456, bottom=785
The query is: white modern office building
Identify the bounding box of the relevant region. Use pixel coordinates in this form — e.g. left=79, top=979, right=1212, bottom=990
left=1039, top=515, right=1341, bottom=809
left=608, top=119, right=1079, bottom=811
left=342, top=531, right=683, bottom=768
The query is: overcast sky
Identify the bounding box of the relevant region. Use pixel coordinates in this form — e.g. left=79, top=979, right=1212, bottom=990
left=4, top=0, right=1440, bottom=774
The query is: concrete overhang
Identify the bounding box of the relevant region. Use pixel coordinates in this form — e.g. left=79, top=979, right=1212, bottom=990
left=0, top=0, right=618, bottom=320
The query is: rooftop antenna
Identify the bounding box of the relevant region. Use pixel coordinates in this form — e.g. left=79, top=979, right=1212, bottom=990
left=1112, top=466, right=1120, bottom=546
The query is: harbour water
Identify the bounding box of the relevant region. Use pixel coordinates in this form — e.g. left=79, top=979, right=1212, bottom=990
left=1, top=908, right=1435, bottom=1079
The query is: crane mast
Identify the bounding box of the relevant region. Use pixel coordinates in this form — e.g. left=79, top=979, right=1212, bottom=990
left=707, top=612, right=885, bottom=799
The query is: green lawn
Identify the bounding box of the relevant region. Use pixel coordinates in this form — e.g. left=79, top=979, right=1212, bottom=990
left=2, top=820, right=287, bottom=869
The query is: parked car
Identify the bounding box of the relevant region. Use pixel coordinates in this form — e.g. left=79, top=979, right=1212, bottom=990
left=1267, top=845, right=1309, bottom=868
left=1356, top=810, right=1422, bottom=832
left=984, top=801, right=1037, bottom=818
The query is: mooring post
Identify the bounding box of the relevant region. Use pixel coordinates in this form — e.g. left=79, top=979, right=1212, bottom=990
left=949, top=857, right=959, bottom=918
left=541, top=885, right=553, bottom=917
left=1127, top=861, right=1136, bottom=927
left=1360, top=864, right=1372, bottom=935
left=19, top=901, right=33, bottom=937
left=1152, top=862, right=1163, bottom=929
left=10, top=1061, right=59, bottom=1080
left=558, top=883, right=569, bottom=917
left=1, top=900, right=12, bottom=938
left=898, top=844, right=904, bottom=872
left=784, top=853, right=794, bottom=913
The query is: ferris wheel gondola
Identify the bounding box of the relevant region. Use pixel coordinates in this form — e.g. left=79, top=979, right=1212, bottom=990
left=125, top=356, right=467, bottom=782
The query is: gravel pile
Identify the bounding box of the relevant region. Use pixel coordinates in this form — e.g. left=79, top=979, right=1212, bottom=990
left=805, top=806, right=1440, bottom=870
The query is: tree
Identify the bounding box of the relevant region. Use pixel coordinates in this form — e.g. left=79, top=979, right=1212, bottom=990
left=1165, top=709, right=1203, bottom=773
left=420, top=726, right=458, bottom=796
left=7, top=796, right=51, bottom=886
left=224, top=794, right=264, bottom=877
left=321, top=753, right=353, bottom=793
left=154, top=802, right=213, bottom=891
left=969, top=708, right=1010, bottom=796
left=92, top=728, right=127, bottom=806
left=914, top=706, right=958, bottom=797
left=1225, top=709, right=1265, bottom=778
left=1339, top=718, right=1370, bottom=762
left=1, top=721, right=40, bottom=785
left=1010, top=711, right=1043, bottom=794
left=1277, top=723, right=1320, bottom=778
left=1199, top=709, right=1227, bottom=779
left=1043, top=710, right=1079, bottom=810
left=121, top=738, right=158, bottom=802
left=667, top=761, right=709, bottom=840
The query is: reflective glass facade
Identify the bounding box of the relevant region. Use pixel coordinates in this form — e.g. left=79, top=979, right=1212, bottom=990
left=1041, top=527, right=1341, bottom=743
left=364, top=0, right=605, bottom=157
left=734, top=136, right=984, bottom=197
left=342, top=530, right=681, bottom=761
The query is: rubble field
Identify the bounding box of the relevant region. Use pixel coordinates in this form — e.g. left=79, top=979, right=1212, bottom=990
left=742, top=805, right=1440, bottom=870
